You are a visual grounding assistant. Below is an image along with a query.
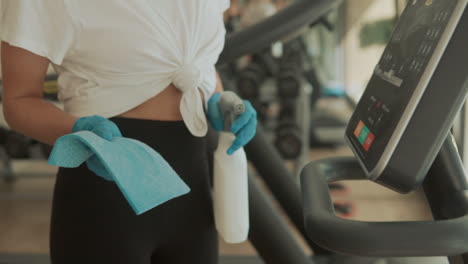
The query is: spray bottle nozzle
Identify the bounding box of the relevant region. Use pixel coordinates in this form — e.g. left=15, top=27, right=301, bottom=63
left=218, top=91, right=245, bottom=132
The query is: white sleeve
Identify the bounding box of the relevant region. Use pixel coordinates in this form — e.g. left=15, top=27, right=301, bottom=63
left=219, top=0, right=231, bottom=12
left=0, top=0, right=76, bottom=65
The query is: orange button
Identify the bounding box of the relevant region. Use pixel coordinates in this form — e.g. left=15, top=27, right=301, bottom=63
left=354, top=121, right=365, bottom=138
left=363, top=133, right=375, bottom=151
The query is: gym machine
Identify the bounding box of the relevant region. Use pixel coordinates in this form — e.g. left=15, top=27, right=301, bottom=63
left=224, top=3, right=352, bottom=203
left=231, top=3, right=348, bottom=161
left=234, top=35, right=314, bottom=174
left=302, top=0, right=468, bottom=263
left=307, top=6, right=352, bottom=149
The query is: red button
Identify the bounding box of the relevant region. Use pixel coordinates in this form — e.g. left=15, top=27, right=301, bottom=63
left=354, top=121, right=365, bottom=138
left=363, top=133, right=375, bottom=151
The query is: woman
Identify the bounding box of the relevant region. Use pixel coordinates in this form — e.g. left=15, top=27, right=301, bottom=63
left=1, top=0, right=257, bottom=263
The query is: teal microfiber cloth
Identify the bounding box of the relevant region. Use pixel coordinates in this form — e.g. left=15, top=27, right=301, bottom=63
left=48, top=131, right=191, bottom=215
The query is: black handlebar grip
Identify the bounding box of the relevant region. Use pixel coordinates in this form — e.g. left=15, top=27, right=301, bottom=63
left=217, top=0, right=343, bottom=65
left=301, top=157, right=468, bottom=257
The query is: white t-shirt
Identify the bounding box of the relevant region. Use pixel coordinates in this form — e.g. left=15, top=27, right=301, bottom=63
left=1, top=0, right=230, bottom=137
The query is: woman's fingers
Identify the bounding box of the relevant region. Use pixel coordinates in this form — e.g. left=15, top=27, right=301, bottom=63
left=231, top=101, right=255, bottom=134
left=228, top=115, right=257, bottom=155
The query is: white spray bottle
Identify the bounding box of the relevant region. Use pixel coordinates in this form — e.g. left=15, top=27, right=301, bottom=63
left=213, top=91, right=249, bottom=244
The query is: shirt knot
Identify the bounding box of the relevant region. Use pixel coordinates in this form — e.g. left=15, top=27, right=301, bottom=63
left=172, top=64, right=202, bottom=93
left=172, top=64, right=208, bottom=137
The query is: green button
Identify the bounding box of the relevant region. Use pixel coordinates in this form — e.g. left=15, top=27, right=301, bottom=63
left=358, top=126, right=370, bottom=144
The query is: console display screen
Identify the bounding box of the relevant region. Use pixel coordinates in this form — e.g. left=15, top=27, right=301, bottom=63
left=346, top=0, right=458, bottom=173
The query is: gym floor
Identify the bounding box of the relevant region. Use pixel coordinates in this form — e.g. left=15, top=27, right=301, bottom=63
left=0, top=145, right=433, bottom=257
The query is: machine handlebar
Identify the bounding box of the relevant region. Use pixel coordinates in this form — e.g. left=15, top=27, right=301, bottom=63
left=301, top=157, right=468, bottom=257
left=217, top=0, right=343, bottom=65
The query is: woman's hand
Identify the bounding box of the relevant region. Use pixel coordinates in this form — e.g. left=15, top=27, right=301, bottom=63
left=72, top=115, right=122, bottom=180
left=72, top=115, right=122, bottom=140
left=207, top=93, right=257, bottom=155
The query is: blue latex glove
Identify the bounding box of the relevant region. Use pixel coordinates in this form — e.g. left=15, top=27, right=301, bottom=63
left=72, top=115, right=122, bottom=180
left=207, top=93, right=257, bottom=155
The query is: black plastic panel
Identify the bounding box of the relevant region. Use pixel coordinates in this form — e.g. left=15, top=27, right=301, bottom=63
left=345, top=0, right=468, bottom=192
left=347, top=0, right=458, bottom=173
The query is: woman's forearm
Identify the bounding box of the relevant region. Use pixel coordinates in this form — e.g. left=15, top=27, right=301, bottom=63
left=2, top=42, right=76, bottom=146
left=215, top=72, right=225, bottom=94
left=3, top=97, right=77, bottom=145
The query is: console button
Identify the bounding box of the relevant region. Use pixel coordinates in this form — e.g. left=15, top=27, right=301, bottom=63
left=354, top=121, right=365, bottom=138
left=363, top=133, right=375, bottom=151
left=358, top=126, right=370, bottom=144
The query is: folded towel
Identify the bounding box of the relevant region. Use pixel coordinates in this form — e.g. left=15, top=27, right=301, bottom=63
left=48, top=131, right=190, bottom=215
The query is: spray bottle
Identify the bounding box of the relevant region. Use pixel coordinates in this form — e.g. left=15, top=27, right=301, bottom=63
left=213, top=91, right=249, bottom=244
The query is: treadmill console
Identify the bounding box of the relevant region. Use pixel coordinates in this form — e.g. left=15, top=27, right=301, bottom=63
left=345, top=0, right=468, bottom=192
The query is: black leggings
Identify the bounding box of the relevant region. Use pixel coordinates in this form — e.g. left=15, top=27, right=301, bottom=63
left=50, top=117, right=218, bottom=264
